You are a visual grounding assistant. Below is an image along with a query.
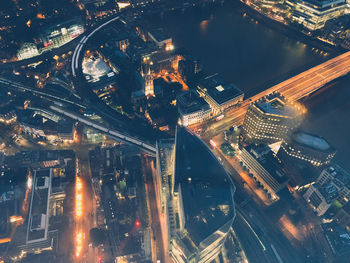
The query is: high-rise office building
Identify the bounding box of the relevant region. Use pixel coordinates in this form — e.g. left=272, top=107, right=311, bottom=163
left=167, top=127, right=235, bottom=263
left=241, top=92, right=304, bottom=144
left=286, top=0, right=347, bottom=31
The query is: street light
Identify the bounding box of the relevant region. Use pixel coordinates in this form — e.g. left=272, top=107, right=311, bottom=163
left=26, top=176, right=32, bottom=189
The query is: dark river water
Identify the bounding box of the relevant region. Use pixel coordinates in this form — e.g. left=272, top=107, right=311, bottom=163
left=157, top=1, right=330, bottom=96
left=156, top=1, right=350, bottom=170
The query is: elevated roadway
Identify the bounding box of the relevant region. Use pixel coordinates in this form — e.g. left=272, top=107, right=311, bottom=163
left=200, top=51, right=350, bottom=137
left=71, top=16, right=120, bottom=77
left=0, top=77, right=86, bottom=108
left=50, top=105, right=156, bottom=155
left=67, top=15, right=162, bottom=155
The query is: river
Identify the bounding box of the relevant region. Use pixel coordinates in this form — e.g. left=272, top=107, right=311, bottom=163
left=155, top=1, right=332, bottom=96
left=154, top=1, right=350, bottom=170
left=301, top=77, right=350, bottom=171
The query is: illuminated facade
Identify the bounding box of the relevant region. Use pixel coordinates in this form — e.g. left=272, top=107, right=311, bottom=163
left=177, top=90, right=211, bottom=126
left=240, top=144, right=288, bottom=201
left=278, top=131, right=336, bottom=167
left=241, top=93, right=304, bottom=144
left=142, top=65, right=154, bottom=96
left=198, top=74, right=243, bottom=115
left=287, top=0, right=347, bottom=30
left=41, top=18, right=84, bottom=50
left=17, top=18, right=84, bottom=60
left=0, top=110, right=17, bottom=124
left=304, top=165, right=350, bottom=215
left=17, top=43, right=40, bottom=60
left=256, top=0, right=284, bottom=8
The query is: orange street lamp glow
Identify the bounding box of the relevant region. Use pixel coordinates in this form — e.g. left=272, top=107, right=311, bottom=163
left=75, top=177, right=83, bottom=219
left=75, top=231, right=83, bottom=257
left=75, top=171, right=84, bottom=257
left=77, top=181, right=82, bottom=191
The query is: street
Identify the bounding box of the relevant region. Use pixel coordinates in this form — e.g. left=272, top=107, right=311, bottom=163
left=142, top=156, right=167, bottom=263
left=74, top=150, right=98, bottom=263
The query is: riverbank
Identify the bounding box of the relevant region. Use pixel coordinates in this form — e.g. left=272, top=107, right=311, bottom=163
left=235, top=0, right=345, bottom=54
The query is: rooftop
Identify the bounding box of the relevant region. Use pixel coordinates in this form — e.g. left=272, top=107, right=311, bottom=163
left=177, top=90, right=210, bottom=115
left=322, top=222, right=350, bottom=256
left=323, top=164, right=350, bottom=187
left=57, top=119, right=74, bottom=135
left=42, top=16, right=83, bottom=35
left=246, top=144, right=288, bottom=184
left=199, top=74, right=243, bottom=105
left=27, top=169, right=51, bottom=242
left=291, top=131, right=334, bottom=152
left=255, top=93, right=301, bottom=118
left=148, top=28, right=172, bottom=43
left=301, top=0, right=346, bottom=9
left=174, top=127, right=235, bottom=246
left=317, top=182, right=339, bottom=204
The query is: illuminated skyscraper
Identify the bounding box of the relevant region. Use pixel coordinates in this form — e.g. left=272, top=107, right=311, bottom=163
left=241, top=92, right=304, bottom=144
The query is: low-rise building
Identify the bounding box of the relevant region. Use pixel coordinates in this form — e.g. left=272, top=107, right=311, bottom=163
left=278, top=131, right=336, bottom=167
left=17, top=43, right=40, bottom=60
left=0, top=109, right=17, bottom=124
left=147, top=28, right=173, bottom=49
left=322, top=222, right=350, bottom=257
left=177, top=90, right=211, bottom=126
left=334, top=203, right=350, bottom=228
left=197, top=74, right=243, bottom=115
left=17, top=17, right=84, bottom=60
left=40, top=17, right=84, bottom=51
left=178, top=55, right=201, bottom=84
left=18, top=110, right=75, bottom=143
left=57, top=120, right=75, bottom=142
left=240, top=144, right=288, bottom=201
left=304, top=164, right=350, bottom=216
left=19, top=169, right=56, bottom=254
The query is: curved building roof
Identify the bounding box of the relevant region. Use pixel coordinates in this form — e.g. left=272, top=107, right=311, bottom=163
left=291, top=131, right=334, bottom=153
left=174, top=127, right=235, bottom=247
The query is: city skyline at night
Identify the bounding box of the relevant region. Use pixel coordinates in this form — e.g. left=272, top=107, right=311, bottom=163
left=0, top=1, right=350, bottom=263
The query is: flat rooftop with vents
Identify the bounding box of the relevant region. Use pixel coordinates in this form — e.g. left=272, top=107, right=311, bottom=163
left=198, top=74, right=243, bottom=114
left=26, top=169, right=52, bottom=244
left=255, top=93, right=302, bottom=118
